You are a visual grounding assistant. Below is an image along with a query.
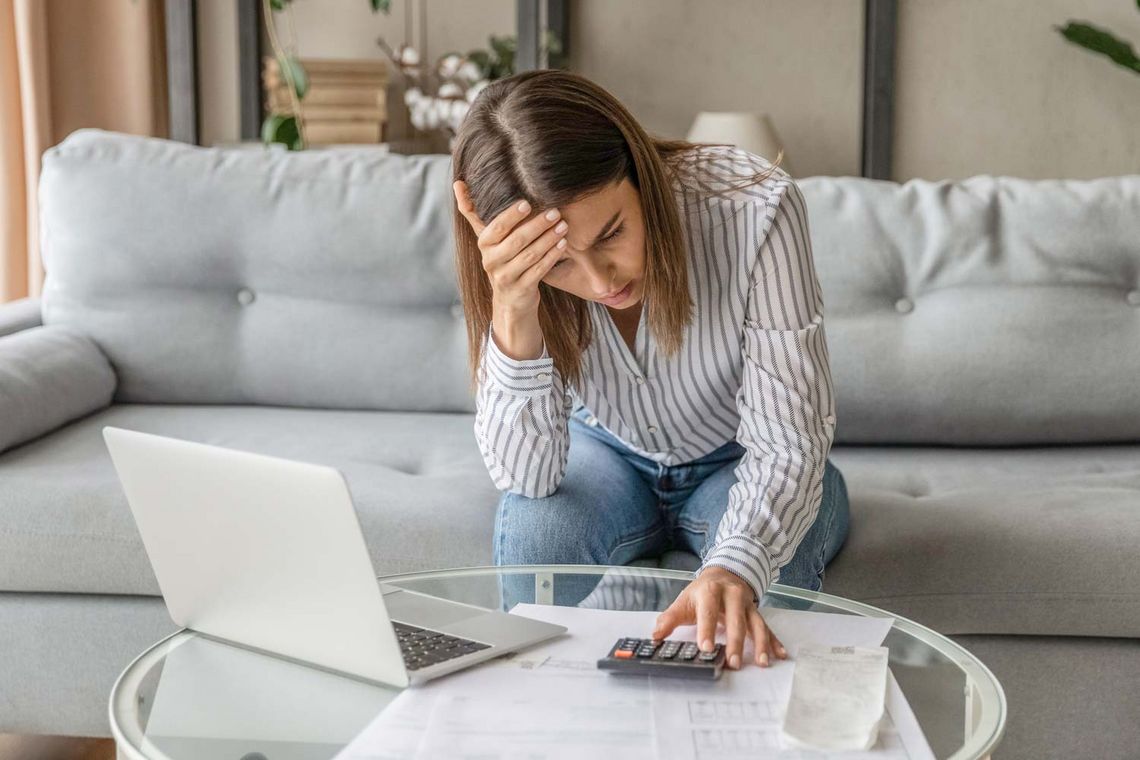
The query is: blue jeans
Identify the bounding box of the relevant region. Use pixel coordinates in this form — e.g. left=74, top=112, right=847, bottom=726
left=493, top=407, right=850, bottom=608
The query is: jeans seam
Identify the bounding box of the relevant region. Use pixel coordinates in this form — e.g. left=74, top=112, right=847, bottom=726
left=675, top=518, right=710, bottom=557
left=493, top=495, right=508, bottom=566
left=606, top=522, right=668, bottom=565
left=814, top=467, right=841, bottom=581
left=676, top=518, right=709, bottom=535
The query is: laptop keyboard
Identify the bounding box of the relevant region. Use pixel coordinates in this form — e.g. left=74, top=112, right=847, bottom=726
left=392, top=621, right=491, bottom=671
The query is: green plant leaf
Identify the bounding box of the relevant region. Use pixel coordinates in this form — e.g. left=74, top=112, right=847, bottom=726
left=1056, top=21, right=1140, bottom=75
left=488, top=34, right=516, bottom=77
left=278, top=55, right=309, bottom=99
left=369, top=0, right=391, bottom=13
left=489, top=34, right=516, bottom=60
left=544, top=30, right=563, bottom=57
left=262, top=113, right=303, bottom=151
left=466, top=49, right=491, bottom=77
left=269, top=0, right=290, bottom=11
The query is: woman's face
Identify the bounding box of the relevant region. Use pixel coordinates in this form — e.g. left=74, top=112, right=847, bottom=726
left=540, top=177, right=646, bottom=311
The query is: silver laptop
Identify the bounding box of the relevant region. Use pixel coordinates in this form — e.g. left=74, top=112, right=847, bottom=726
left=102, top=426, right=566, bottom=688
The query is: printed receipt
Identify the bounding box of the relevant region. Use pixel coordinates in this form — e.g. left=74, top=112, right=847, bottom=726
left=780, top=645, right=890, bottom=751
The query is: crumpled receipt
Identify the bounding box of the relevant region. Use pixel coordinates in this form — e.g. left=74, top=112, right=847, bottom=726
left=779, top=644, right=890, bottom=751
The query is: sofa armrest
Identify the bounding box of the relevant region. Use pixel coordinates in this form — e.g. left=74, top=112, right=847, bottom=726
left=0, top=297, right=43, bottom=338
left=0, top=326, right=117, bottom=454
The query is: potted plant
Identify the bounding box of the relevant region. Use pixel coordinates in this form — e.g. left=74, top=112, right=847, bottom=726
left=261, top=0, right=564, bottom=152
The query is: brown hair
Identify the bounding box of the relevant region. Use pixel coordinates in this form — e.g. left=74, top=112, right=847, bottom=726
left=451, top=69, right=784, bottom=390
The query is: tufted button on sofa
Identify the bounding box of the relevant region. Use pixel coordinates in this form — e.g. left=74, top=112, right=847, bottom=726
left=1, top=130, right=1137, bottom=758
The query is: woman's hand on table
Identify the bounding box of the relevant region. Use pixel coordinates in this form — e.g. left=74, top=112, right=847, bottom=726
left=652, top=566, right=788, bottom=670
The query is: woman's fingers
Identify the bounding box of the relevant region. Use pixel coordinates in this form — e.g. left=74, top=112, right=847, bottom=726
left=747, top=607, right=772, bottom=667
left=452, top=181, right=570, bottom=304
left=518, top=240, right=568, bottom=289
left=500, top=220, right=568, bottom=283
left=771, top=629, right=788, bottom=660
left=723, top=587, right=749, bottom=670
left=477, top=208, right=564, bottom=284
left=477, top=197, right=535, bottom=252
left=653, top=591, right=695, bottom=640
left=695, top=585, right=721, bottom=652
left=652, top=572, right=789, bottom=671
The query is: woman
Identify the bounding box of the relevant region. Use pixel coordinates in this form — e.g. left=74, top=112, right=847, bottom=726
left=450, top=70, right=849, bottom=672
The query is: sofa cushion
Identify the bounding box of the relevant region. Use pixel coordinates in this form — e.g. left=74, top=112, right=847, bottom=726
left=40, top=130, right=1140, bottom=445
left=824, top=446, right=1140, bottom=638
left=1, top=405, right=1135, bottom=638
left=0, top=297, right=41, bottom=338
left=0, top=326, right=117, bottom=454
left=38, top=129, right=473, bottom=413
left=801, top=173, right=1140, bottom=446
left=0, top=404, right=501, bottom=596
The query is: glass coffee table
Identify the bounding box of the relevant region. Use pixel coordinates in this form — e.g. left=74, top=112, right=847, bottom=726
left=110, top=565, right=1005, bottom=759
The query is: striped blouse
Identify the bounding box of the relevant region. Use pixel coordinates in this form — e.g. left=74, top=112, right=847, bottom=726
left=472, top=146, right=837, bottom=601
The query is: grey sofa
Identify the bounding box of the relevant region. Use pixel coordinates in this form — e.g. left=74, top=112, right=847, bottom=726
left=1, top=129, right=1137, bottom=758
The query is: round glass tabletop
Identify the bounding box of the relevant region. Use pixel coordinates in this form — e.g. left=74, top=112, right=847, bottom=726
left=110, top=565, right=1005, bottom=760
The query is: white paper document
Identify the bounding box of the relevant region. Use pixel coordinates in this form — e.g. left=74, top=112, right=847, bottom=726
left=780, top=645, right=890, bottom=751
left=335, top=604, right=936, bottom=760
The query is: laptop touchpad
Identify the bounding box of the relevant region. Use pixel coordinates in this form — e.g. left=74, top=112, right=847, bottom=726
left=383, top=590, right=484, bottom=629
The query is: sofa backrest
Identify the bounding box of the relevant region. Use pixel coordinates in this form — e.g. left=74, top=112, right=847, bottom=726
left=40, top=130, right=1140, bottom=444
left=800, top=173, right=1140, bottom=445
left=39, top=129, right=475, bottom=413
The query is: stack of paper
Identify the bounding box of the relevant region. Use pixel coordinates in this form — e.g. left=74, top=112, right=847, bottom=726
left=335, top=604, right=936, bottom=760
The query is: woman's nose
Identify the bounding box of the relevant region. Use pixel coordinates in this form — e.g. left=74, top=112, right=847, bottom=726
left=584, top=260, right=616, bottom=296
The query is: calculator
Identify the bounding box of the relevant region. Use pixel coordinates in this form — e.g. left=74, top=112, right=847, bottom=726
left=597, top=637, right=726, bottom=680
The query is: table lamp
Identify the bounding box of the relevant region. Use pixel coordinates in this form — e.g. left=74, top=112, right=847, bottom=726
left=685, top=111, right=793, bottom=176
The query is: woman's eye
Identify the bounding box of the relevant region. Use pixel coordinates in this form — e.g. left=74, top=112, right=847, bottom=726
left=601, top=223, right=625, bottom=244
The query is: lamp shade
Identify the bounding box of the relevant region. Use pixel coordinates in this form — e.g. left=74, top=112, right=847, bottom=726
left=685, top=112, right=793, bottom=176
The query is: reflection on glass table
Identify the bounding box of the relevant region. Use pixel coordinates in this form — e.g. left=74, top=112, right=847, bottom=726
left=110, top=565, right=1005, bottom=760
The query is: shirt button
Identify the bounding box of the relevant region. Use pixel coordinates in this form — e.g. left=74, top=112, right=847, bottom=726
left=236, top=287, right=256, bottom=306
left=635, top=377, right=645, bottom=385
left=535, top=372, right=550, bottom=381
left=894, top=297, right=913, bottom=314
left=824, top=414, right=836, bottom=425
left=1127, top=289, right=1140, bottom=307
left=587, top=416, right=599, bottom=427
left=811, top=313, right=823, bottom=325
left=647, top=425, right=658, bottom=434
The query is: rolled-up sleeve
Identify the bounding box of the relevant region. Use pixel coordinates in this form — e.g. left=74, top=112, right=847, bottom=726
left=698, top=179, right=838, bottom=600
left=473, top=324, right=574, bottom=497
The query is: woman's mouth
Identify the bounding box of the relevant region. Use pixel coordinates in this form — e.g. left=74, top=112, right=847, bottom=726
left=598, top=280, right=634, bottom=306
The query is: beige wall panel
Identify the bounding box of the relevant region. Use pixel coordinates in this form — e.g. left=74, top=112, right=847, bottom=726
left=567, top=0, right=865, bottom=178
left=197, top=0, right=240, bottom=146
left=895, top=0, right=1140, bottom=180
left=195, top=1, right=862, bottom=173
left=283, top=0, right=512, bottom=63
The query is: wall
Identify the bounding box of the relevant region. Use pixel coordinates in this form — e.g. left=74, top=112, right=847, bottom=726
left=197, top=0, right=514, bottom=150
left=197, top=0, right=239, bottom=147
left=196, top=0, right=1140, bottom=180
left=894, top=0, right=1140, bottom=180
left=568, top=0, right=864, bottom=179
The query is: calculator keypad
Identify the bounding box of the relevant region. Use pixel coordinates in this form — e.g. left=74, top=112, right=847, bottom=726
left=598, top=637, right=725, bottom=680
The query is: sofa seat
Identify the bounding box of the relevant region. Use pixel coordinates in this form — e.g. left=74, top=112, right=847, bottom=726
left=1, top=402, right=1136, bottom=643
left=825, top=445, right=1140, bottom=639
left=0, top=404, right=502, bottom=597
